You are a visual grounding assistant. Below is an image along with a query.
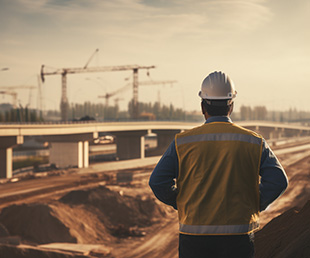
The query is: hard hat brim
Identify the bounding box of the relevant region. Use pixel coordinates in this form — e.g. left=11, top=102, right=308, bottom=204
left=198, top=90, right=236, bottom=100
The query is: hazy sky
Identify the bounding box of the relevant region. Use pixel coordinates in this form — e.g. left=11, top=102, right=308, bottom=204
left=0, top=0, right=309, bottom=113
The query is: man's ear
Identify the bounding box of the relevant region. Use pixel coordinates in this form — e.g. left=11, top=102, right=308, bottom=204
left=229, top=102, right=234, bottom=115
left=201, top=101, right=205, bottom=115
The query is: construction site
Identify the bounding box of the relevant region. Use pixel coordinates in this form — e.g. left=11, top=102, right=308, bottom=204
left=0, top=133, right=308, bottom=257
left=0, top=48, right=182, bottom=124
left=1, top=51, right=310, bottom=258
left=2, top=0, right=310, bottom=256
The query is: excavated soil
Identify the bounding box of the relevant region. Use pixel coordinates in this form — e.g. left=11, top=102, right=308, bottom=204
left=255, top=200, right=310, bottom=258
left=1, top=185, right=165, bottom=240
left=0, top=203, right=76, bottom=244
left=0, top=244, right=90, bottom=258
left=0, top=182, right=168, bottom=257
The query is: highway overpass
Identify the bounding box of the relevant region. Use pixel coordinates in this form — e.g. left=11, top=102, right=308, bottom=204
left=1, top=121, right=310, bottom=178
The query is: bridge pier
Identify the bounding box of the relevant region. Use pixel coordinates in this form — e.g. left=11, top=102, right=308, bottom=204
left=44, top=133, right=96, bottom=169
left=152, top=129, right=181, bottom=155
left=268, top=127, right=284, bottom=139
left=49, top=141, right=89, bottom=168
left=245, top=126, right=284, bottom=140
left=0, top=136, right=24, bottom=178
left=283, top=128, right=298, bottom=138
left=300, top=129, right=310, bottom=137
left=113, top=131, right=147, bottom=160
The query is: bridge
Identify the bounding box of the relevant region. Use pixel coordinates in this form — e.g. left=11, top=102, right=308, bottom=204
left=1, top=121, right=310, bottom=178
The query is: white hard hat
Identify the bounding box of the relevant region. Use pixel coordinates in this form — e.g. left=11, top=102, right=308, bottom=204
left=199, top=71, right=237, bottom=104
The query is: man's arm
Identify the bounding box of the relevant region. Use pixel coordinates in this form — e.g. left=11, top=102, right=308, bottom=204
left=149, top=139, right=179, bottom=209
left=259, top=140, right=288, bottom=211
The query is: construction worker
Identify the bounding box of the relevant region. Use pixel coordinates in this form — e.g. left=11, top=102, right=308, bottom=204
left=149, top=71, right=288, bottom=258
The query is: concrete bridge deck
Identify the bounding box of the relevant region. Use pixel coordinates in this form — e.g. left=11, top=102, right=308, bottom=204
left=0, top=121, right=309, bottom=178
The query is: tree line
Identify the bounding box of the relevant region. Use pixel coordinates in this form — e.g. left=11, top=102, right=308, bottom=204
left=239, top=105, right=267, bottom=120
left=0, top=107, right=42, bottom=122
left=128, top=100, right=186, bottom=121
left=0, top=102, right=309, bottom=123
left=237, top=105, right=310, bottom=123
left=35, top=101, right=187, bottom=122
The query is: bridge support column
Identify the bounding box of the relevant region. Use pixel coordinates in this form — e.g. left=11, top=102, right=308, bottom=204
left=114, top=131, right=147, bottom=160
left=49, top=141, right=89, bottom=168
left=44, top=133, right=96, bottom=169
left=246, top=126, right=274, bottom=140
left=0, top=136, right=24, bottom=179
left=270, top=128, right=283, bottom=139
left=152, top=130, right=181, bottom=155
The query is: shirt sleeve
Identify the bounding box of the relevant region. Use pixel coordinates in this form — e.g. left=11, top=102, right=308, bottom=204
left=149, top=139, right=179, bottom=209
left=259, top=139, right=289, bottom=211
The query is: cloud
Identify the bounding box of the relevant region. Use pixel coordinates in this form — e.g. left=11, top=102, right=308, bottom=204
left=0, top=0, right=272, bottom=43
left=203, top=1, right=272, bottom=31
left=1, top=0, right=308, bottom=111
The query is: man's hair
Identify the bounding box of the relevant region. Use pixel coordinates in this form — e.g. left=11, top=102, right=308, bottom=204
left=201, top=99, right=233, bottom=116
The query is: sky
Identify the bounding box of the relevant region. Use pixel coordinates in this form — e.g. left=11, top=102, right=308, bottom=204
left=0, top=0, right=309, bottom=113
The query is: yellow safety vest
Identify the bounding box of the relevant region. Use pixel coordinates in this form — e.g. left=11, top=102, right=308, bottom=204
left=175, top=122, right=263, bottom=235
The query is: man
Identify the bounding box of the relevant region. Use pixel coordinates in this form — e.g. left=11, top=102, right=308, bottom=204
left=149, top=71, right=288, bottom=258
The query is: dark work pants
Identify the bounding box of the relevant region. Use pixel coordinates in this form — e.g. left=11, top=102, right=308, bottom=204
left=179, top=233, right=254, bottom=258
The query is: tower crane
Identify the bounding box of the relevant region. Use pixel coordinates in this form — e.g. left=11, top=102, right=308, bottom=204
left=139, top=80, right=178, bottom=106
left=0, top=86, right=36, bottom=108
left=114, top=97, right=124, bottom=106
left=98, top=80, right=177, bottom=110
left=98, top=82, right=131, bottom=107
left=0, top=90, right=17, bottom=108
left=41, top=58, right=155, bottom=120
left=139, top=80, right=177, bottom=86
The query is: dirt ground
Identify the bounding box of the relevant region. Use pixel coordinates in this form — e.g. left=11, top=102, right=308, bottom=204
left=0, top=138, right=309, bottom=258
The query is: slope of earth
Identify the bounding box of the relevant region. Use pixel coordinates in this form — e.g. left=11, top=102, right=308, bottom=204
left=0, top=168, right=174, bottom=258
left=255, top=200, right=310, bottom=258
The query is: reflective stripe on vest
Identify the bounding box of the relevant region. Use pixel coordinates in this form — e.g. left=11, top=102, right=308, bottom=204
left=179, top=221, right=259, bottom=235
left=176, top=132, right=262, bottom=146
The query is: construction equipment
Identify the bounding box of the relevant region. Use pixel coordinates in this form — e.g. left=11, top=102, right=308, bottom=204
left=0, top=90, right=17, bottom=108
left=98, top=82, right=131, bottom=107
left=138, top=80, right=177, bottom=106
left=41, top=50, right=155, bottom=121
left=98, top=80, right=177, bottom=108
left=41, top=64, right=156, bottom=121
left=0, top=86, right=36, bottom=108
left=83, top=49, right=99, bottom=69
left=114, top=97, right=123, bottom=106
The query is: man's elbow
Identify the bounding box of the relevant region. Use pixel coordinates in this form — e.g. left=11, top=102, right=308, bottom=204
left=148, top=177, right=155, bottom=191
left=273, top=169, right=289, bottom=194
left=280, top=173, right=289, bottom=192
left=148, top=172, right=156, bottom=188
left=274, top=174, right=289, bottom=202
left=283, top=177, right=289, bottom=191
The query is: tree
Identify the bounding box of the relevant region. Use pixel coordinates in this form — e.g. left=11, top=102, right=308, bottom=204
left=240, top=105, right=252, bottom=120
left=253, top=106, right=267, bottom=120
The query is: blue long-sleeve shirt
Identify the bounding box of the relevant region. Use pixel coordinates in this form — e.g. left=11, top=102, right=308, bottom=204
left=149, top=116, right=288, bottom=211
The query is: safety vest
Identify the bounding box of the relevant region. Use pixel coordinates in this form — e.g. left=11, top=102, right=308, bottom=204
left=175, top=121, right=263, bottom=235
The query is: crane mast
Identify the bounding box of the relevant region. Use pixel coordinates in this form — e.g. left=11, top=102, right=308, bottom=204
left=41, top=64, right=155, bottom=121
left=98, top=80, right=177, bottom=109
left=98, top=82, right=131, bottom=107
